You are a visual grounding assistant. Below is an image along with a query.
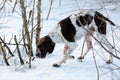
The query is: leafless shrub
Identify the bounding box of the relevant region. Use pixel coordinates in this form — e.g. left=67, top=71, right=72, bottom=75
left=0, top=0, right=42, bottom=69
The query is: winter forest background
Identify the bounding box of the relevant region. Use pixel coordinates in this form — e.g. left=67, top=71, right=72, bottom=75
left=0, top=0, right=120, bottom=80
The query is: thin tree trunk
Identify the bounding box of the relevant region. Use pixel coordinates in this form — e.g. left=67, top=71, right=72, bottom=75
left=30, top=0, right=35, bottom=44
left=20, top=0, right=33, bottom=56
left=36, top=0, right=41, bottom=46
left=19, top=0, right=33, bottom=68
left=22, top=28, right=28, bottom=55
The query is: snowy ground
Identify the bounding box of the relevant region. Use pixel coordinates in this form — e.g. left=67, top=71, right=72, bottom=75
left=0, top=0, right=120, bottom=80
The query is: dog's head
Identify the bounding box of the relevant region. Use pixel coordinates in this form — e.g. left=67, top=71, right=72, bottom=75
left=36, top=35, right=55, bottom=58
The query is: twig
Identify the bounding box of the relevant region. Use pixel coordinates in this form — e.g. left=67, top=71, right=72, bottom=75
left=59, top=0, right=61, bottom=6
left=14, top=35, right=24, bottom=65
left=6, top=2, right=21, bottom=16
left=75, top=0, right=81, bottom=10
left=0, top=42, right=9, bottom=66
left=5, top=43, right=27, bottom=46
left=46, top=0, right=53, bottom=20
left=0, top=0, right=7, bottom=10
left=12, top=0, right=18, bottom=13
left=15, top=64, right=23, bottom=71
left=0, top=37, right=14, bottom=56
left=93, top=48, right=106, bottom=62
left=92, top=47, right=100, bottom=80
left=8, top=35, right=13, bottom=44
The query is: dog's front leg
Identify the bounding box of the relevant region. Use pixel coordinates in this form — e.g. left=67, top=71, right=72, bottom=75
left=63, top=44, right=69, bottom=55
left=53, top=43, right=78, bottom=67
left=53, top=50, right=71, bottom=67
left=63, top=44, right=75, bottom=59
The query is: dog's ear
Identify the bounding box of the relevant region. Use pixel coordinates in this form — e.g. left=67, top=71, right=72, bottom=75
left=45, top=36, right=55, bottom=54
left=47, top=40, right=55, bottom=53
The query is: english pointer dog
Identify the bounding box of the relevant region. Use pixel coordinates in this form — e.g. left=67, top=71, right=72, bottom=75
left=36, top=10, right=115, bottom=67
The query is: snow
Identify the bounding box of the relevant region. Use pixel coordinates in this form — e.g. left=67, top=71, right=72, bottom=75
left=0, top=0, right=120, bottom=80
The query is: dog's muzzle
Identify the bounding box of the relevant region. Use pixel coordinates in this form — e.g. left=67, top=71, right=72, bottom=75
left=36, top=52, right=41, bottom=58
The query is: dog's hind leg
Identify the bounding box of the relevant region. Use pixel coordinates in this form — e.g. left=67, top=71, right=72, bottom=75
left=78, top=32, right=93, bottom=61
left=103, top=40, right=113, bottom=64
left=97, top=33, right=113, bottom=64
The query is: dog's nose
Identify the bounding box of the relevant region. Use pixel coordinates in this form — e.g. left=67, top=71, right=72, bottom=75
left=36, top=53, right=41, bottom=58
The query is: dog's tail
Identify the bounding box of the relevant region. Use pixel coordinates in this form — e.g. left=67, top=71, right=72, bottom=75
left=95, top=11, right=115, bottom=26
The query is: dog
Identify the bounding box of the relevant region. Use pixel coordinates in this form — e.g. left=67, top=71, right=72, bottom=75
left=36, top=10, right=115, bottom=67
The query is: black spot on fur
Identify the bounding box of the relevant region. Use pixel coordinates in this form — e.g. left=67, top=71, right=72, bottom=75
left=58, top=17, right=76, bottom=42
left=76, top=14, right=93, bottom=27
left=76, top=16, right=87, bottom=26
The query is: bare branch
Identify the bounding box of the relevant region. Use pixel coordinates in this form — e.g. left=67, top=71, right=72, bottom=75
left=12, top=0, right=18, bottom=13
left=14, top=35, right=24, bottom=65
left=0, top=0, right=7, bottom=10
left=0, top=42, right=9, bottom=66
left=46, top=0, right=53, bottom=20
left=0, top=37, right=14, bottom=56
left=92, top=47, right=100, bottom=80
left=19, top=0, right=33, bottom=56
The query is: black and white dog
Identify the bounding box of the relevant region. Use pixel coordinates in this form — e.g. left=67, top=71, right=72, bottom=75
left=36, top=10, right=115, bottom=67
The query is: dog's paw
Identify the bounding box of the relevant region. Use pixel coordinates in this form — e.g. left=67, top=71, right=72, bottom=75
left=69, top=55, right=75, bottom=59
left=106, top=60, right=113, bottom=64
left=53, top=63, right=61, bottom=67
left=78, top=56, right=84, bottom=60
left=78, top=56, right=84, bottom=62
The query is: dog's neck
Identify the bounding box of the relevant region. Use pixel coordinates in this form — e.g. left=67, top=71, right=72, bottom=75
left=48, top=26, right=65, bottom=43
